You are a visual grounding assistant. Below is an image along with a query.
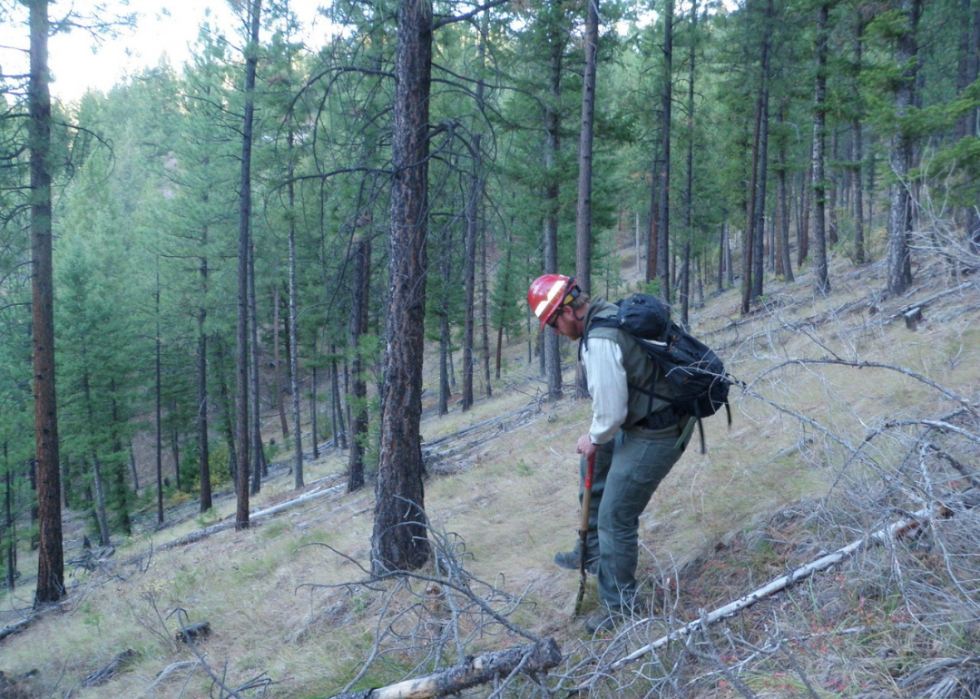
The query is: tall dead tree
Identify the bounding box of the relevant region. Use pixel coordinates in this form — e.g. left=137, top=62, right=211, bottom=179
left=371, top=0, right=433, bottom=574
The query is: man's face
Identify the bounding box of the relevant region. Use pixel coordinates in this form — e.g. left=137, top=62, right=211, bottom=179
left=549, top=305, right=582, bottom=341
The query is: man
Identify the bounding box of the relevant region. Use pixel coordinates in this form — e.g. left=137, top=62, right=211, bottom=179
left=527, top=274, right=690, bottom=632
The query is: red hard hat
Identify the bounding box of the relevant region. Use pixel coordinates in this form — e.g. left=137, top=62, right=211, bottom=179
left=528, top=274, right=576, bottom=329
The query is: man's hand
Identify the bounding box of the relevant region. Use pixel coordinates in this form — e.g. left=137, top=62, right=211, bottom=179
left=576, top=434, right=599, bottom=459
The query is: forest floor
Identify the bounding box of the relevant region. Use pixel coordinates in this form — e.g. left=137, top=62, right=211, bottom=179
left=2, top=240, right=980, bottom=699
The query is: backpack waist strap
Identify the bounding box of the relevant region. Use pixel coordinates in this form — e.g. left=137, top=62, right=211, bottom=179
left=634, top=407, right=680, bottom=431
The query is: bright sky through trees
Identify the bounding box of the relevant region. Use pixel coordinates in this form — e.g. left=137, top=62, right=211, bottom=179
left=0, top=0, right=329, bottom=102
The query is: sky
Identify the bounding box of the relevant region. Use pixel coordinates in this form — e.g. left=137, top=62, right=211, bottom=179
left=0, top=0, right=331, bottom=103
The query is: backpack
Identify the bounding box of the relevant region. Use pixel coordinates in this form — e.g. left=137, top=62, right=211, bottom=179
left=586, top=293, right=734, bottom=453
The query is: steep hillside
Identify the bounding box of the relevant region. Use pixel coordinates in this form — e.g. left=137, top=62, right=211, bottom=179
left=2, top=249, right=980, bottom=699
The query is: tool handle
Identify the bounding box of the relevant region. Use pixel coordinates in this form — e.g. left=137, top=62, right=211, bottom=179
left=583, top=451, right=595, bottom=490
left=578, top=452, right=596, bottom=537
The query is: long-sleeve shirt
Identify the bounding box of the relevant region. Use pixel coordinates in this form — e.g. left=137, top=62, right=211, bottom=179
left=581, top=336, right=629, bottom=445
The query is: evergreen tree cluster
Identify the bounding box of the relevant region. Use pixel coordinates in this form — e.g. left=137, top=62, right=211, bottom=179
left=0, top=0, right=976, bottom=587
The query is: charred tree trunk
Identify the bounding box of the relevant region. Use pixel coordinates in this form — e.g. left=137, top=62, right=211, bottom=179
left=371, top=0, right=433, bottom=574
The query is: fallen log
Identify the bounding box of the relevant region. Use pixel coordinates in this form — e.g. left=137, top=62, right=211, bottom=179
left=82, top=649, right=137, bottom=687
left=141, top=483, right=348, bottom=556
left=579, top=498, right=967, bottom=689
left=0, top=615, right=35, bottom=643
left=328, top=638, right=561, bottom=699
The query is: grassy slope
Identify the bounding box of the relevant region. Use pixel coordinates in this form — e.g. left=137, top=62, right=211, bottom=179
left=2, top=247, right=980, bottom=699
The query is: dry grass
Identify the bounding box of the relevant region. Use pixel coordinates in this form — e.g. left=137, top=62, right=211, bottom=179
left=2, top=242, right=980, bottom=698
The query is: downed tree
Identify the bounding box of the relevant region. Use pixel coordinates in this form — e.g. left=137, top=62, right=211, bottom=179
left=578, top=492, right=980, bottom=690
left=0, top=615, right=34, bottom=643
left=328, top=638, right=562, bottom=699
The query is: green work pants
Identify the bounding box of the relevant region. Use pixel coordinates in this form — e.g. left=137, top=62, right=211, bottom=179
left=579, top=428, right=684, bottom=610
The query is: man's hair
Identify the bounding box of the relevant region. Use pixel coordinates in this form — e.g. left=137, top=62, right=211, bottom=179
left=570, top=290, right=590, bottom=311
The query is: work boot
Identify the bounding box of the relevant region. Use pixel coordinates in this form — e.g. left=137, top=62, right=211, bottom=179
left=584, top=607, right=620, bottom=634
left=554, top=549, right=598, bottom=574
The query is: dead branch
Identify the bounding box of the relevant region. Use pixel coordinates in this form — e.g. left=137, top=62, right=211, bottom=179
left=327, top=638, right=562, bottom=699
left=134, top=660, right=201, bottom=698
left=134, top=482, right=348, bottom=558
left=752, top=358, right=977, bottom=414
left=579, top=499, right=960, bottom=689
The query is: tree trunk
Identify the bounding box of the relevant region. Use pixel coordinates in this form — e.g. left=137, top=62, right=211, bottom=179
left=811, top=1, right=831, bottom=295
left=573, top=0, right=598, bottom=399
left=155, top=267, right=164, bottom=524
left=828, top=128, right=839, bottom=246
left=286, top=129, right=304, bottom=488
left=751, top=0, right=772, bottom=302
left=852, top=102, right=866, bottom=264
left=480, top=210, right=492, bottom=398
left=330, top=352, right=347, bottom=450
left=29, top=0, right=64, bottom=608
left=82, top=373, right=111, bottom=547
left=310, top=365, right=320, bottom=459
left=214, top=335, right=238, bottom=484
left=542, top=11, right=564, bottom=401
left=476, top=15, right=492, bottom=400
left=886, top=0, right=921, bottom=296
left=371, top=0, right=433, bottom=575
left=248, top=239, right=262, bottom=495
left=462, top=136, right=478, bottom=411
left=680, top=241, right=691, bottom=326
left=4, top=466, right=15, bottom=590
left=348, top=234, right=370, bottom=493
left=681, top=0, right=697, bottom=327
left=657, top=0, right=674, bottom=303
left=575, top=0, right=598, bottom=296
left=777, top=127, right=794, bottom=282
left=273, top=284, right=288, bottom=438
left=235, top=0, right=262, bottom=530
left=198, top=288, right=212, bottom=512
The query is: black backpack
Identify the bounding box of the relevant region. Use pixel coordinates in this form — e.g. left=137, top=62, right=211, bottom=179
left=586, top=294, right=734, bottom=452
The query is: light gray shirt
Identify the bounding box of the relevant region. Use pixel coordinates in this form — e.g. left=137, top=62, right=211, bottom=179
left=581, top=336, right=629, bottom=445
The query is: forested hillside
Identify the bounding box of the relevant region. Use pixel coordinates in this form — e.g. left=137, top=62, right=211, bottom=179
left=1, top=0, right=980, bottom=696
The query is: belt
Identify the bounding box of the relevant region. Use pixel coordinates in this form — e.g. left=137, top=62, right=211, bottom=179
left=635, top=408, right=680, bottom=431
